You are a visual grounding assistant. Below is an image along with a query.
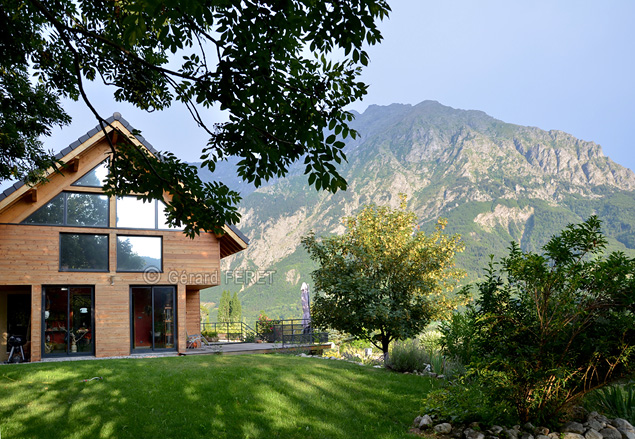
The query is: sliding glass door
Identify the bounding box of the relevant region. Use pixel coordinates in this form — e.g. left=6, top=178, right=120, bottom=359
left=131, top=286, right=175, bottom=352
left=43, top=286, right=94, bottom=357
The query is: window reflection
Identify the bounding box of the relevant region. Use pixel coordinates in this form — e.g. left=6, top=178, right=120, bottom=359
left=117, top=236, right=162, bottom=271
left=72, top=160, right=109, bottom=187
left=22, top=193, right=65, bottom=225
left=116, top=196, right=155, bottom=229
left=66, top=193, right=108, bottom=227
left=60, top=234, right=109, bottom=271
left=23, top=192, right=108, bottom=227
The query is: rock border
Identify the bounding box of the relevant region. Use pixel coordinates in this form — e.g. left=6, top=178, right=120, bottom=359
left=411, top=412, right=635, bottom=439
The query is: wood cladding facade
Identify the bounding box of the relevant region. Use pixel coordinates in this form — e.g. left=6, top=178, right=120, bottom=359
left=0, top=119, right=247, bottom=362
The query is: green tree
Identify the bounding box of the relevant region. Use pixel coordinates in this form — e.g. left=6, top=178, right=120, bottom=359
left=301, top=197, right=465, bottom=357
left=446, top=216, right=635, bottom=423
left=217, top=290, right=231, bottom=323
left=230, top=292, right=242, bottom=322
left=0, top=0, right=391, bottom=237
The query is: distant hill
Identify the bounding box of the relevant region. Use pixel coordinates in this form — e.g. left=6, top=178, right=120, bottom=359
left=197, top=101, right=635, bottom=324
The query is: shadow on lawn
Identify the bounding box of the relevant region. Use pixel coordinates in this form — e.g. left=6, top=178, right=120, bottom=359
left=0, top=355, right=429, bottom=439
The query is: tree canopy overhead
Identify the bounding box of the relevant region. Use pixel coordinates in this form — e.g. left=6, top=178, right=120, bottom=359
left=302, top=197, right=465, bottom=356
left=0, top=0, right=390, bottom=237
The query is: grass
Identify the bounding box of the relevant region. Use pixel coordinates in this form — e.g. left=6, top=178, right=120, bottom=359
left=0, top=354, right=434, bottom=439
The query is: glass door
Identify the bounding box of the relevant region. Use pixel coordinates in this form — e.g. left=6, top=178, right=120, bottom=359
left=131, top=286, right=175, bottom=352
left=43, top=286, right=94, bottom=357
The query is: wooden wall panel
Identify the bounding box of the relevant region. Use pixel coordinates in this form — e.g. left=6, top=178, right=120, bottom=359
left=0, top=223, right=222, bottom=361
left=186, top=290, right=201, bottom=337
left=31, top=285, right=41, bottom=362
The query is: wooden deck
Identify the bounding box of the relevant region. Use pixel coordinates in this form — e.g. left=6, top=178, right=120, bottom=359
left=185, top=342, right=333, bottom=356
left=34, top=342, right=333, bottom=363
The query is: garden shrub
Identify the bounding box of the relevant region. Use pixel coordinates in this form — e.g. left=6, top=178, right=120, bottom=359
left=441, top=217, right=635, bottom=424
left=386, top=339, right=430, bottom=373
left=421, top=369, right=518, bottom=426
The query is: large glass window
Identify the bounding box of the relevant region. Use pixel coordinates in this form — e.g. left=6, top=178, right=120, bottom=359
left=43, top=286, right=94, bottom=357
left=22, top=192, right=108, bottom=227
left=60, top=233, right=109, bottom=271
left=116, top=196, right=184, bottom=230
left=131, top=286, right=175, bottom=351
left=72, top=160, right=109, bottom=187
left=21, top=193, right=65, bottom=225
left=117, top=236, right=162, bottom=272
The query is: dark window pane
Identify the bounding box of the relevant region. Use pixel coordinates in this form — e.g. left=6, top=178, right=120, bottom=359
left=66, top=193, right=109, bottom=227
left=117, top=197, right=156, bottom=229
left=72, top=160, right=109, bottom=187
left=60, top=234, right=109, bottom=271
left=44, top=287, right=68, bottom=354
left=70, top=288, right=93, bottom=353
left=117, top=236, right=162, bottom=271
left=22, top=193, right=65, bottom=225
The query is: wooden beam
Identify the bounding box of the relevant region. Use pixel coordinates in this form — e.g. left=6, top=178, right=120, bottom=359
left=23, top=188, right=37, bottom=203
left=66, top=157, right=80, bottom=172
left=111, top=130, right=119, bottom=144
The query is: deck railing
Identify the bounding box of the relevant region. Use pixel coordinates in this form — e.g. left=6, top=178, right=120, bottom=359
left=201, top=322, right=257, bottom=343
left=201, top=319, right=328, bottom=345
left=256, top=319, right=328, bottom=345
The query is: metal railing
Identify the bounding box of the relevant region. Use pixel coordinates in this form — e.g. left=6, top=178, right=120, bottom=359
left=201, top=319, right=329, bottom=345
left=255, top=319, right=328, bottom=345
left=201, top=322, right=257, bottom=343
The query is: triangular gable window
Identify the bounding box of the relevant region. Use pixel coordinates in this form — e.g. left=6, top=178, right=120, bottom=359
left=72, top=159, right=109, bottom=187
left=21, top=193, right=65, bottom=225
left=22, top=192, right=109, bottom=227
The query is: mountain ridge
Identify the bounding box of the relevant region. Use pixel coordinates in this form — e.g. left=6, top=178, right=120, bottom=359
left=197, top=101, right=635, bottom=322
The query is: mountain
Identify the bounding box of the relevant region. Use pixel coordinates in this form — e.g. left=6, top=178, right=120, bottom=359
left=199, top=101, right=635, bottom=323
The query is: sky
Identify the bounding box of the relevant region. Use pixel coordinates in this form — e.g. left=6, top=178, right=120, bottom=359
left=43, top=0, right=635, bottom=174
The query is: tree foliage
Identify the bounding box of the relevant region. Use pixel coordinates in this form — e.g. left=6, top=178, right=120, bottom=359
left=442, top=216, right=635, bottom=423
left=0, top=0, right=390, bottom=236
left=302, top=197, right=465, bottom=355
left=217, top=290, right=231, bottom=323
left=217, top=289, right=241, bottom=322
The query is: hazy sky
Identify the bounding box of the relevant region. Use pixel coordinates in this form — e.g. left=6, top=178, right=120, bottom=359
left=45, top=0, right=635, bottom=173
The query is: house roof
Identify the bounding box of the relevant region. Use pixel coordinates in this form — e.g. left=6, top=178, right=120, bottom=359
left=0, top=112, right=249, bottom=254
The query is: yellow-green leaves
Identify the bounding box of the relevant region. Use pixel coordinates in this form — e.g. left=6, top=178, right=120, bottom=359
left=302, top=196, right=465, bottom=355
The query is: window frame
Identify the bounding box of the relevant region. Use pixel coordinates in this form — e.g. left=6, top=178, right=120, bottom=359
left=70, top=159, right=109, bottom=188
left=116, top=196, right=184, bottom=231
left=116, top=234, right=163, bottom=273
left=22, top=191, right=110, bottom=228
left=59, top=232, right=110, bottom=272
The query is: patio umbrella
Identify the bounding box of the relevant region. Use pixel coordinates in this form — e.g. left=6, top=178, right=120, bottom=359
left=301, top=282, right=311, bottom=332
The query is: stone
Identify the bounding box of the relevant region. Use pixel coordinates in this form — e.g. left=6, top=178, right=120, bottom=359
left=600, top=426, right=622, bottom=439
left=589, top=413, right=610, bottom=425
left=520, top=432, right=534, bottom=439
left=588, top=420, right=607, bottom=432
left=435, top=423, right=453, bottom=434
left=585, top=429, right=604, bottom=439
left=563, top=422, right=586, bottom=435
left=562, top=433, right=585, bottom=439
left=491, top=426, right=505, bottom=435
left=524, top=423, right=536, bottom=432
left=548, top=433, right=561, bottom=439
left=417, top=415, right=434, bottom=429
left=465, top=428, right=485, bottom=439
left=505, top=428, right=519, bottom=439
left=535, top=428, right=550, bottom=436
left=536, top=435, right=551, bottom=439
left=612, top=420, right=635, bottom=433
left=618, top=431, right=635, bottom=439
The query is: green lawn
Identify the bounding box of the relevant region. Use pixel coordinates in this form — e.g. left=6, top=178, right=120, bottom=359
left=0, top=354, right=433, bottom=439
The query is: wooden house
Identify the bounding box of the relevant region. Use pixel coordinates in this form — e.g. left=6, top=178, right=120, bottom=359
left=0, top=113, right=248, bottom=362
